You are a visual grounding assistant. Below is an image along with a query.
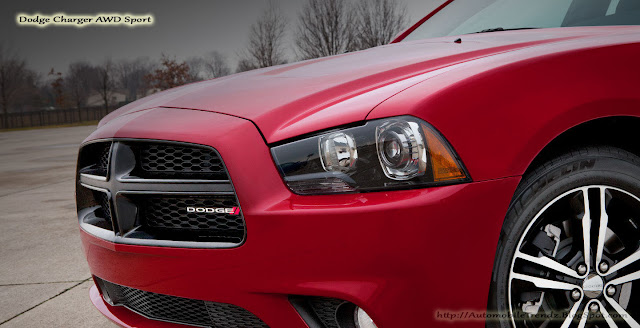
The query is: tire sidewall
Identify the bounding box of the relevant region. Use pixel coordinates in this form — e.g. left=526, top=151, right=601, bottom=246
left=491, top=149, right=640, bottom=328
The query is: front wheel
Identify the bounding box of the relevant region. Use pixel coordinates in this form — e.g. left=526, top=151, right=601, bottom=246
left=490, top=147, right=640, bottom=328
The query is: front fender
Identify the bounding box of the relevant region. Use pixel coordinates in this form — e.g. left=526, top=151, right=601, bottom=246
left=368, top=36, right=640, bottom=181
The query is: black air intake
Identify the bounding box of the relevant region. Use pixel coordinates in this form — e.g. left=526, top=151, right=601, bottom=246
left=95, top=277, right=269, bottom=328
left=289, top=296, right=356, bottom=328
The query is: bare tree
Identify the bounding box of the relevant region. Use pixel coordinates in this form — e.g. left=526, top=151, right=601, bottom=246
left=240, top=1, right=288, bottom=68
left=96, top=59, right=115, bottom=110
left=116, top=57, right=154, bottom=101
left=66, top=61, right=97, bottom=108
left=202, top=51, right=231, bottom=79
left=236, top=59, right=257, bottom=73
left=0, top=44, right=27, bottom=126
left=187, top=52, right=231, bottom=79
left=354, top=0, right=408, bottom=50
left=186, top=56, right=205, bottom=82
left=295, top=0, right=356, bottom=59
left=14, top=70, right=44, bottom=112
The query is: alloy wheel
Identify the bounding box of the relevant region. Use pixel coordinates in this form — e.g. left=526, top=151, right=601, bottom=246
left=508, top=185, right=640, bottom=328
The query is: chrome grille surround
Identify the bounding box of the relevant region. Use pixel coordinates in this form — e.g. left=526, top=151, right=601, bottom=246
left=76, top=139, right=244, bottom=248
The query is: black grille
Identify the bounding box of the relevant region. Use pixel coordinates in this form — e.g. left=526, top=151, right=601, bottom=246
left=138, top=144, right=227, bottom=180
left=96, top=277, right=268, bottom=328
left=78, top=142, right=112, bottom=177
left=76, top=185, right=113, bottom=231
left=77, top=140, right=243, bottom=246
left=308, top=297, right=346, bottom=328
left=121, top=286, right=210, bottom=326
left=98, top=192, right=112, bottom=225
left=97, top=144, right=111, bottom=175
left=141, top=196, right=244, bottom=243
left=289, top=296, right=354, bottom=328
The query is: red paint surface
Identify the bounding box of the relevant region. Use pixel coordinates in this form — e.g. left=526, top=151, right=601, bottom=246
left=99, top=27, right=640, bottom=149
left=83, top=17, right=640, bottom=328
left=84, top=109, right=520, bottom=327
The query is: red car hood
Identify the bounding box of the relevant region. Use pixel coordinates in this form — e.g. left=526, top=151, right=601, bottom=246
left=100, top=27, right=622, bottom=143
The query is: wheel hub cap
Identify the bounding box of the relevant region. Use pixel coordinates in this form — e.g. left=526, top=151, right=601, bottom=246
left=582, top=274, right=604, bottom=298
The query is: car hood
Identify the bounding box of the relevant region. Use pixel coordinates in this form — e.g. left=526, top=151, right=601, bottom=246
left=100, top=27, right=623, bottom=143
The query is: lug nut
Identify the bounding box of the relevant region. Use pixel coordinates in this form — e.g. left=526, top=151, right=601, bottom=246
left=599, top=262, right=609, bottom=273
left=577, top=264, right=588, bottom=275
left=589, top=303, right=599, bottom=313
left=607, top=286, right=616, bottom=297
left=571, top=289, right=582, bottom=301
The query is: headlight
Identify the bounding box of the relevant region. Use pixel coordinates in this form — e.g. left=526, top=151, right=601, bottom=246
left=355, top=307, right=378, bottom=328
left=319, top=132, right=358, bottom=173
left=376, top=120, right=426, bottom=180
left=271, top=116, right=469, bottom=195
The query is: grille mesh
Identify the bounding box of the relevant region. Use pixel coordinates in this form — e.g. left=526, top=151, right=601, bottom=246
left=121, top=285, right=211, bottom=326
left=97, top=144, right=111, bottom=175
left=78, top=142, right=111, bottom=176
left=308, top=297, right=345, bottom=328
left=142, top=197, right=244, bottom=243
left=205, top=303, right=269, bottom=327
left=139, top=144, right=226, bottom=179
left=98, top=192, right=112, bottom=225
left=77, top=141, right=243, bottom=245
left=97, top=278, right=268, bottom=328
left=76, top=186, right=113, bottom=231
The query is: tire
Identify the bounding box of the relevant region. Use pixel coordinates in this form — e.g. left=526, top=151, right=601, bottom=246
left=488, top=146, right=640, bottom=328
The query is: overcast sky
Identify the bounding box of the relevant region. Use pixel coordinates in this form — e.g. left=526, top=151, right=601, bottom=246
left=0, top=0, right=442, bottom=75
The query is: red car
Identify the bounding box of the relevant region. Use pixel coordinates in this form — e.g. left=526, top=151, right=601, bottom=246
left=77, top=1, right=640, bottom=327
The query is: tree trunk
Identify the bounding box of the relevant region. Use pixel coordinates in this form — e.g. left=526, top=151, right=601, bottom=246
left=1, top=98, right=7, bottom=129
left=1, top=77, right=6, bottom=129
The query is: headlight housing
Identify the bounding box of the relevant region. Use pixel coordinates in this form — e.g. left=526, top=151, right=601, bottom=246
left=271, top=116, right=469, bottom=195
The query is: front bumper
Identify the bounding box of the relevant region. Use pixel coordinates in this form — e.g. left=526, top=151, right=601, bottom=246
left=81, top=107, right=520, bottom=328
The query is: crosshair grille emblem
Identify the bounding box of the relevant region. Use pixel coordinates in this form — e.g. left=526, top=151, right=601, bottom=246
left=78, top=140, right=245, bottom=248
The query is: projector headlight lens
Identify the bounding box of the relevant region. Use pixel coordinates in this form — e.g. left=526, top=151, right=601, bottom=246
left=271, top=116, right=469, bottom=195
left=376, top=120, right=427, bottom=180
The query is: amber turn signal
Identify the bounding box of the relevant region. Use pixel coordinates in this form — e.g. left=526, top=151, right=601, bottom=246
left=422, top=125, right=467, bottom=182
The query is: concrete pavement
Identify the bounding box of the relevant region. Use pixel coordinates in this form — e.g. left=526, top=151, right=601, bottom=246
left=0, top=126, right=115, bottom=327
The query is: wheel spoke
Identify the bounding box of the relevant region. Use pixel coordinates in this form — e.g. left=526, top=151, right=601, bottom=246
left=596, top=188, right=609, bottom=274
left=604, top=294, right=640, bottom=328
left=560, top=300, right=583, bottom=328
left=594, top=300, right=619, bottom=328
left=509, top=185, right=640, bottom=328
left=608, top=269, right=640, bottom=285
left=511, top=273, right=581, bottom=291
left=581, top=189, right=592, bottom=273
left=515, top=251, right=582, bottom=279
left=577, top=302, right=590, bottom=328
left=606, top=249, right=640, bottom=276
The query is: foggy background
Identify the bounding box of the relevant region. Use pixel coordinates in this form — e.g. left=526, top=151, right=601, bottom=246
left=1, top=0, right=440, bottom=75
left=0, top=0, right=442, bottom=129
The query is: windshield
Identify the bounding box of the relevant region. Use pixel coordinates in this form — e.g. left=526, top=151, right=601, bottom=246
left=403, top=0, right=640, bottom=41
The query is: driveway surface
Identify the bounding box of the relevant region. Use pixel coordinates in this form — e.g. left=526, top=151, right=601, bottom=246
left=0, top=125, right=115, bottom=327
